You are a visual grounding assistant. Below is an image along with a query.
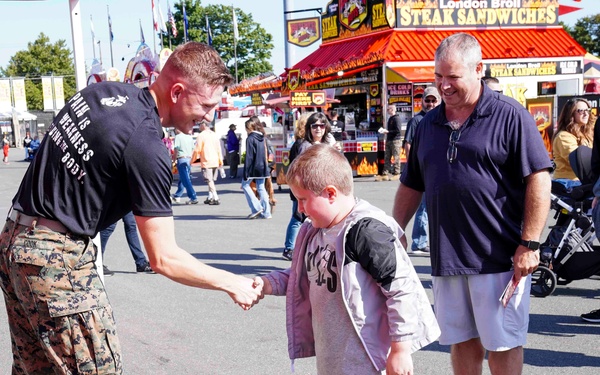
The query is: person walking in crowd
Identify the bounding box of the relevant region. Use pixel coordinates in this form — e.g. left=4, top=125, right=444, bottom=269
left=226, top=123, right=240, bottom=178
left=255, top=144, right=440, bottom=375
left=552, top=98, right=595, bottom=190
left=0, top=42, right=263, bottom=374
left=258, top=121, right=277, bottom=211
left=172, top=128, right=199, bottom=204
left=281, top=112, right=311, bottom=261
left=192, top=121, right=223, bottom=205
left=378, top=104, right=403, bottom=181
left=242, top=116, right=272, bottom=219
left=22, top=131, right=32, bottom=161
left=2, top=133, right=9, bottom=164
left=392, top=33, right=552, bottom=375
left=100, top=211, right=154, bottom=275
left=403, top=86, right=441, bottom=255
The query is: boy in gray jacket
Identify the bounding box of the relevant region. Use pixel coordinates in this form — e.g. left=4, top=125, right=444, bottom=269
left=254, top=144, right=440, bottom=374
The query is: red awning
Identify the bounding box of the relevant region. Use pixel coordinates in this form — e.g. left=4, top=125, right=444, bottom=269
left=292, top=28, right=585, bottom=82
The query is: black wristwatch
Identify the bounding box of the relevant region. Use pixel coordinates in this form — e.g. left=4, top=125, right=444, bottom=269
left=520, top=239, right=540, bottom=251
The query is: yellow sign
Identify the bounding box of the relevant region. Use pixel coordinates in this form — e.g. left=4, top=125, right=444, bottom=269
left=360, top=142, right=375, bottom=152
left=287, top=17, right=321, bottom=47
left=42, top=77, right=54, bottom=111
left=397, top=0, right=559, bottom=29
left=251, top=93, right=263, bottom=106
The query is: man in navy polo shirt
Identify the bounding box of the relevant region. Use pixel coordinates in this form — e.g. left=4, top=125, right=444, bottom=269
left=393, top=33, right=552, bottom=374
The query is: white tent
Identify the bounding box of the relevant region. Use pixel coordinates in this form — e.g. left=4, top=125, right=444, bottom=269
left=0, top=108, right=37, bottom=121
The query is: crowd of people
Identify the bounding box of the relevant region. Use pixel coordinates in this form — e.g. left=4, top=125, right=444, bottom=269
left=1, top=34, right=599, bottom=375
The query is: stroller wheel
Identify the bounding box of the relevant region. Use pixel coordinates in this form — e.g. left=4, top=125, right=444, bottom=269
left=530, top=265, right=557, bottom=298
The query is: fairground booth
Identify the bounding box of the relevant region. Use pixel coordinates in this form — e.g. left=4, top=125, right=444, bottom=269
left=230, top=0, right=590, bottom=180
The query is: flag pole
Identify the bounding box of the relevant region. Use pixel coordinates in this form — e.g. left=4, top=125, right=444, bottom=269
left=232, top=5, right=238, bottom=84
left=182, top=0, right=188, bottom=43
left=90, top=14, right=96, bottom=60
left=107, top=5, right=114, bottom=67
left=152, top=0, right=157, bottom=54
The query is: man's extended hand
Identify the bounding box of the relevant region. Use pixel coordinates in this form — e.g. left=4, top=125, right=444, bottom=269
left=230, top=275, right=264, bottom=310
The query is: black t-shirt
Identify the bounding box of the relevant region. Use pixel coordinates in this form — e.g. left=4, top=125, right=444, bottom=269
left=330, top=119, right=345, bottom=141
left=387, top=114, right=402, bottom=140
left=12, top=82, right=173, bottom=236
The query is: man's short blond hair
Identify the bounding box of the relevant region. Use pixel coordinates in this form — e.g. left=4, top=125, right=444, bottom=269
left=286, top=143, right=353, bottom=196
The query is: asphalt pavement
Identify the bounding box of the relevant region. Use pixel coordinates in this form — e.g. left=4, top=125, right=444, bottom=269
left=0, top=159, right=599, bottom=374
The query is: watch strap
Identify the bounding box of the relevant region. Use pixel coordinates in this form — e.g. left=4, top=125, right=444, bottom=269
left=520, top=239, right=540, bottom=251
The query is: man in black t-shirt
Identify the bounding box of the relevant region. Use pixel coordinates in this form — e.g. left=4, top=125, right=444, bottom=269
left=378, top=104, right=403, bottom=180
left=328, top=108, right=346, bottom=141
left=0, top=42, right=263, bottom=374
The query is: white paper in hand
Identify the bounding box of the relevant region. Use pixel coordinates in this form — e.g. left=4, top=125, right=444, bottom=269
left=499, top=274, right=520, bottom=308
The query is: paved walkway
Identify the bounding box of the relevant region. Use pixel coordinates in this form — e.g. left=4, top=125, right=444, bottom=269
left=0, top=160, right=599, bottom=374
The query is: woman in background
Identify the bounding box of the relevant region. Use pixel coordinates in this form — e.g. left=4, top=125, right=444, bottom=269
left=281, top=112, right=312, bottom=261
left=552, top=98, right=595, bottom=189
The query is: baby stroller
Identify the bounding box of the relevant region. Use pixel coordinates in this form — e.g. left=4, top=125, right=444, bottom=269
left=531, top=146, right=600, bottom=297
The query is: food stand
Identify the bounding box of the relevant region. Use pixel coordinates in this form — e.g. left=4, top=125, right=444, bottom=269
left=271, top=90, right=379, bottom=186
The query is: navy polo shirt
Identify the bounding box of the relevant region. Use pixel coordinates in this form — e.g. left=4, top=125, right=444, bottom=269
left=401, top=84, right=552, bottom=276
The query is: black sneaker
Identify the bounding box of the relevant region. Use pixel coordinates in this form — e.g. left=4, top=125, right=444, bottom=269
left=136, top=263, right=155, bottom=274
left=103, top=265, right=115, bottom=276
left=581, top=309, right=600, bottom=323
left=208, top=199, right=220, bottom=205
left=204, top=198, right=212, bottom=204
left=282, top=248, right=293, bottom=261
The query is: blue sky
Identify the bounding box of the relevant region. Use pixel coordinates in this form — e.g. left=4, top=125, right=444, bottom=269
left=0, top=0, right=595, bottom=79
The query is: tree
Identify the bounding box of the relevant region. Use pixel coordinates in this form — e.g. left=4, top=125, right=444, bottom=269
left=564, top=14, right=600, bottom=55
left=0, top=33, right=76, bottom=111
left=163, top=0, right=274, bottom=81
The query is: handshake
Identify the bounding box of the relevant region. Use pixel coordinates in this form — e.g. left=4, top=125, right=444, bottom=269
left=230, top=275, right=272, bottom=311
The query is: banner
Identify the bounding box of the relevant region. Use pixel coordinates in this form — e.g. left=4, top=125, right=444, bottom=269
left=485, top=60, right=582, bottom=78
left=0, top=79, right=11, bottom=112
left=53, top=77, right=65, bottom=110
left=12, top=78, right=27, bottom=112
left=396, top=0, right=559, bottom=29
left=42, top=76, right=54, bottom=111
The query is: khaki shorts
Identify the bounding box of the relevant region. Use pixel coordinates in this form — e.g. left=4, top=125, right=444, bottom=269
left=432, top=271, right=531, bottom=351
left=202, top=167, right=218, bottom=182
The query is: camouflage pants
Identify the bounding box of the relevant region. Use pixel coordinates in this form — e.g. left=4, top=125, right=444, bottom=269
left=384, top=139, right=403, bottom=175
left=0, top=219, right=123, bottom=374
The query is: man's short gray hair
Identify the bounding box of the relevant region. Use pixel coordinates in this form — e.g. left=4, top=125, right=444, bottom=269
left=435, top=33, right=482, bottom=70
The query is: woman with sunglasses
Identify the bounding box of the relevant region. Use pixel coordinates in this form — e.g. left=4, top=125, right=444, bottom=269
left=302, top=112, right=333, bottom=152
left=552, top=98, right=596, bottom=189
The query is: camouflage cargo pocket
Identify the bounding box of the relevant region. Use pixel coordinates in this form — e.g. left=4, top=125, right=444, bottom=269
left=47, top=288, right=110, bottom=318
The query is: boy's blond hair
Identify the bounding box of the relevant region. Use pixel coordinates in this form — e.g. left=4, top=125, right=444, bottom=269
left=286, top=143, right=353, bottom=196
